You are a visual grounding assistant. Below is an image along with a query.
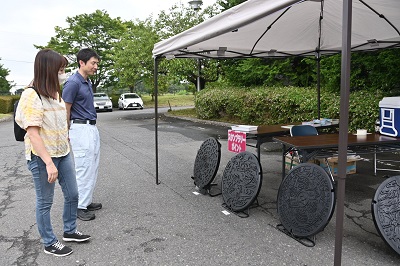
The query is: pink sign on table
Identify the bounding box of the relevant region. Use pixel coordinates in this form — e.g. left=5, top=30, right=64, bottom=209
left=228, top=130, right=247, bottom=153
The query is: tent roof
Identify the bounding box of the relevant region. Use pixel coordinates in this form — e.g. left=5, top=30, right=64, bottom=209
left=153, top=0, right=400, bottom=59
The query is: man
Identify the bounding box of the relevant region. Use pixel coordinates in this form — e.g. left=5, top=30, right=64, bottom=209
left=62, top=48, right=102, bottom=221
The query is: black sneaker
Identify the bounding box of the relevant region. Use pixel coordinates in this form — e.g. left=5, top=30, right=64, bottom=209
left=77, top=209, right=95, bottom=221
left=63, top=230, right=91, bottom=242
left=44, top=241, right=73, bottom=257
left=87, top=202, right=102, bottom=211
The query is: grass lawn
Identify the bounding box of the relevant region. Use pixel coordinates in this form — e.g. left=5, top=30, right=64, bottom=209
left=141, top=94, right=194, bottom=108
left=0, top=113, right=11, bottom=119
left=147, top=94, right=244, bottom=124
left=168, top=107, right=197, bottom=118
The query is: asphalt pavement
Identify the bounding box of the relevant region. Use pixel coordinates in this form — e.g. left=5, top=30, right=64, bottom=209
left=0, top=107, right=399, bottom=265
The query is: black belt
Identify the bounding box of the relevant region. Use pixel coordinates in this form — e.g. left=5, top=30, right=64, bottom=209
left=72, top=119, right=96, bottom=125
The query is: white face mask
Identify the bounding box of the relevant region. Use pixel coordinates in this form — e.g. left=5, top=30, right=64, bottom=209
left=58, top=73, right=67, bottom=84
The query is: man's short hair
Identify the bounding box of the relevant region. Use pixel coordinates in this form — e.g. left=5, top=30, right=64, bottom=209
left=77, top=48, right=100, bottom=66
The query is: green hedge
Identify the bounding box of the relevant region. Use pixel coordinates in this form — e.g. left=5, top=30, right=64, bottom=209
left=1, top=87, right=388, bottom=133
left=0, top=95, right=20, bottom=114
left=110, top=94, right=119, bottom=108
left=195, top=86, right=386, bottom=132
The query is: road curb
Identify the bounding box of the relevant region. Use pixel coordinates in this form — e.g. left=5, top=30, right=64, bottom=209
left=163, top=112, right=235, bottom=127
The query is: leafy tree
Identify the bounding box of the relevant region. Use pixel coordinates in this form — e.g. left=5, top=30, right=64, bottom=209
left=321, top=49, right=400, bottom=94
left=0, top=59, right=12, bottom=95
left=214, top=0, right=319, bottom=89
left=351, top=49, right=400, bottom=93
left=112, top=19, right=162, bottom=97
left=35, top=10, right=127, bottom=92
left=220, top=56, right=316, bottom=87
left=154, top=3, right=220, bottom=91
left=217, top=0, right=247, bottom=11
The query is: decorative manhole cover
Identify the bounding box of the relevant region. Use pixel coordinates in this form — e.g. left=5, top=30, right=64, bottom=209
left=221, top=151, right=262, bottom=212
left=193, top=137, right=221, bottom=189
left=372, top=175, right=400, bottom=255
left=277, top=163, right=335, bottom=237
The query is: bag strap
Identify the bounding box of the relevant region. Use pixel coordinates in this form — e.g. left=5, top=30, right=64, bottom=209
left=28, top=86, right=42, bottom=101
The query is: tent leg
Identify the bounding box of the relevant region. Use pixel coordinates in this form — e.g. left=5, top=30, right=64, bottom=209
left=197, top=58, right=201, bottom=92
left=334, top=0, right=353, bottom=265
left=317, top=56, right=321, bottom=119
left=154, top=57, right=160, bottom=185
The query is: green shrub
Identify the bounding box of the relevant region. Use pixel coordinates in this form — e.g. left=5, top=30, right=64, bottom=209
left=195, top=86, right=386, bottom=132
left=347, top=90, right=385, bottom=132
left=3, top=86, right=386, bottom=133
left=176, top=90, right=189, bottom=95
left=110, top=94, right=119, bottom=108
left=0, top=95, right=20, bottom=114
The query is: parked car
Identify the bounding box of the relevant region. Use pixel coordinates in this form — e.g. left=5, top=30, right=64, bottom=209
left=93, top=93, right=113, bottom=112
left=118, top=93, right=144, bottom=110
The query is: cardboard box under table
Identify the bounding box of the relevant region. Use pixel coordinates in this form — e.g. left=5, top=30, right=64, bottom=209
left=284, top=154, right=317, bottom=170
left=317, top=156, right=357, bottom=176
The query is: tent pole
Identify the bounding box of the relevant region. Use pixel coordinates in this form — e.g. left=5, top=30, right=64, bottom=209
left=317, top=56, right=321, bottom=119
left=154, top=57, right=160, bottom=185
left=316, top=0, right=323, bottom=120
left=334, top=0, right=352, bottom=265
left=197, top=58, right=201, bottom=92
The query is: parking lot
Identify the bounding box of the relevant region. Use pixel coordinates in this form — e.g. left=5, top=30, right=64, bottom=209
left=0, top=108, right=399, bottom=265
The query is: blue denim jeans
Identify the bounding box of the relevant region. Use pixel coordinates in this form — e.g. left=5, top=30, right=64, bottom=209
left=27, top=152, right=78, bottom=247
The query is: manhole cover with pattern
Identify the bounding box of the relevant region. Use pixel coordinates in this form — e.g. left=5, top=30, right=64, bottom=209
left=221, top=151, right=262, bottom=212
left=277, top=163, right=336, bottom=237
left=372, top=175, right=400, bottom=255
left=193, top=137, right=221, bottom=189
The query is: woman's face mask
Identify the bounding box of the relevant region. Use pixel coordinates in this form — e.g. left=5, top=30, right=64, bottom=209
left=58, top=73, right=67, bottom=84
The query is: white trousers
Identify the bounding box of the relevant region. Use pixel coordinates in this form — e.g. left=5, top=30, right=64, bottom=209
left=69, top=123, right=100, bottom=209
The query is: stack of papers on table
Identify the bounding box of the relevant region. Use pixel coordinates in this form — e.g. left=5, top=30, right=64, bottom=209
left=231, top=125, right=258, bottom=132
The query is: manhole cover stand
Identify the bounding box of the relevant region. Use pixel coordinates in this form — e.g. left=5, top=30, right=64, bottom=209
left=276, top=224, right=316, bottom=247
left=192, top=137, right=222, bottom=197
left=194, top=183, right=221, bottom=197
left=222, top=198, right=260, bottom=218
left=221, top=151, right=263, bottom=217
left=277, top=163, right=336, bottom=244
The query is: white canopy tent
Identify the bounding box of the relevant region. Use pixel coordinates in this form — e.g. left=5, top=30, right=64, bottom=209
left=154, top=0, right=400, bottom=117
left=153, top=0, right=400, bottom=58
left=152, top=1, right=400, bottom=264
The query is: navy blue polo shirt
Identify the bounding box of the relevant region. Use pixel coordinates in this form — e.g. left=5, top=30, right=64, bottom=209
left=62, top=72, right=97, bottom=121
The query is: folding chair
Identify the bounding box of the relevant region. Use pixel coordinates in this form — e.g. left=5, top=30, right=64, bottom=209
left=288, top=125, right=319, bottom=168
left=290, top=125, right=318, bottom=137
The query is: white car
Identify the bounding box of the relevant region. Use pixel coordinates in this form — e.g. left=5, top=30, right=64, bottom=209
left=118, top=93, right=144, bottom=110
left=93, top=93, right=113, bottom=112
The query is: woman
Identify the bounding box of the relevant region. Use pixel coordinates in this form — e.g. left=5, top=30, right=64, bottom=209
left=15, top=49, right=90, bottom=257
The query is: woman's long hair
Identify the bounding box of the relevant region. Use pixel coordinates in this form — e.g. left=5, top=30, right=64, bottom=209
left=33, top=49, right=67, bottom=100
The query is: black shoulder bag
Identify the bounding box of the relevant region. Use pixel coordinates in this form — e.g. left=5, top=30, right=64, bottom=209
left=14, top=87, right=42, bottom=141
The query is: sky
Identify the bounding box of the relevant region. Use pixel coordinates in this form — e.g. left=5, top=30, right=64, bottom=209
left=0, top=0, right=216, bottom=90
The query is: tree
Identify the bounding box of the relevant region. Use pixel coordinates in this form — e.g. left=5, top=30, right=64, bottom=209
left=220, top=56, right=317, bottom=88
left=35, top=10, right=127, bottom=92
left=321, top=49, right=400, bottom=94
left=217, top=0, right=247, bottom=11
left=0, top=59, right=12, bottom=95
left=112, top=19, right=161, bottom=96
left=154, top=3, right=220, bottom=91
